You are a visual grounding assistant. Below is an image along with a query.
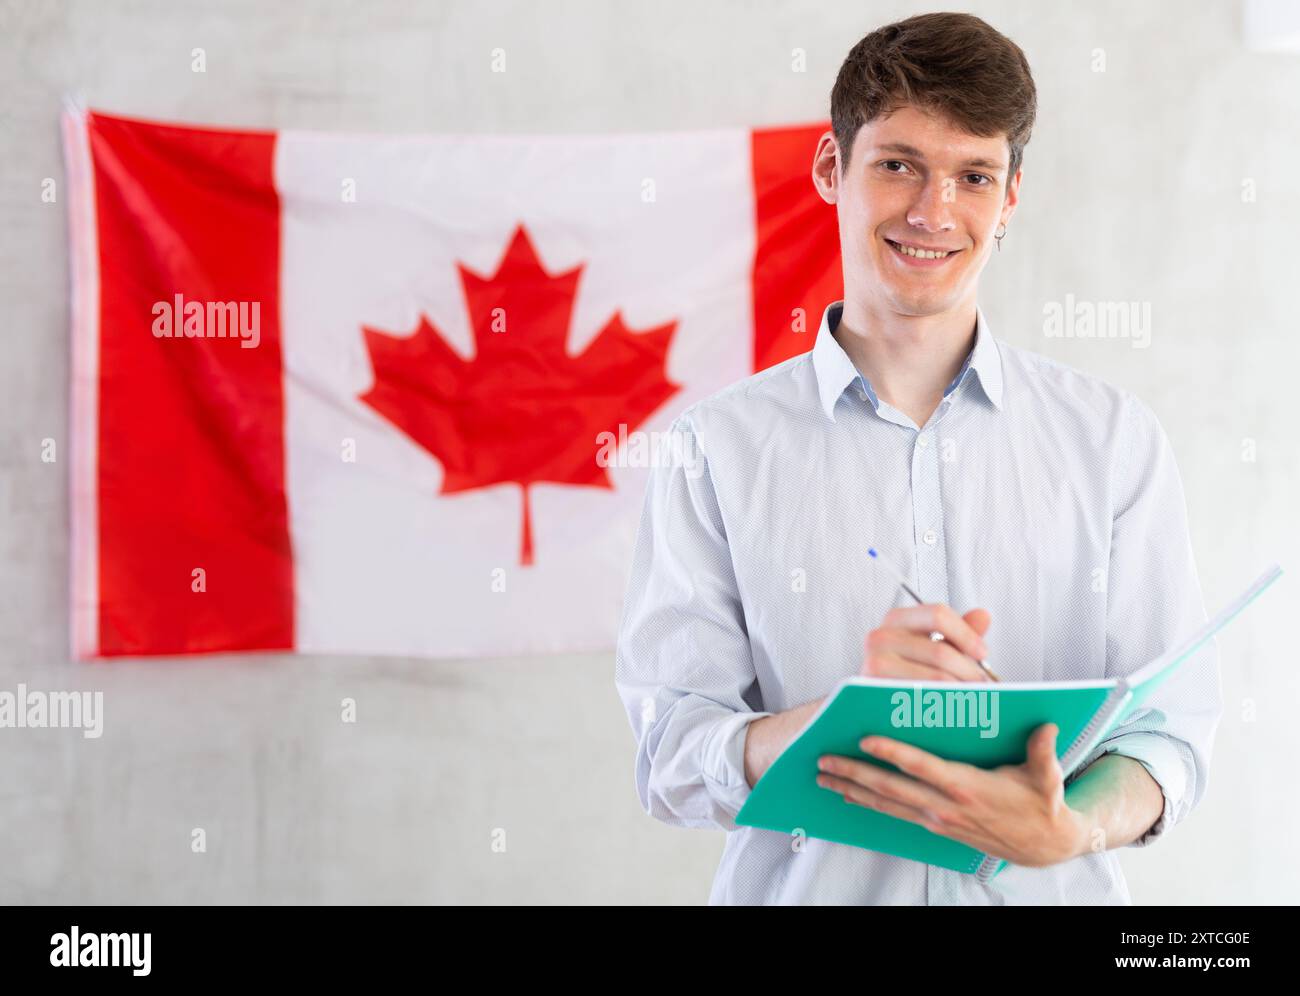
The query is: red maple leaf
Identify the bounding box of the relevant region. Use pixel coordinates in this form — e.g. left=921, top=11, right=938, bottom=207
left=359, top=223, right=681, bottom=566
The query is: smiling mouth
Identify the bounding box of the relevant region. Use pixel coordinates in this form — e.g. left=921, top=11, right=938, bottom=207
left=885, top=238, right=962, bottom=261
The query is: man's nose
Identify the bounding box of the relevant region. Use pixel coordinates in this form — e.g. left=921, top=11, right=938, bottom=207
left=906, top=179, right=957, bottom=233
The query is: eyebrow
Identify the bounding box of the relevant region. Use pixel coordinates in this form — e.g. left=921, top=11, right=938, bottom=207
left=872, top=142, right=1007, bottom=173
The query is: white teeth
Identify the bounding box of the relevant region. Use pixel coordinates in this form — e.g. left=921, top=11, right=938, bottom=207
left=890, top=240, right=950, bottom=259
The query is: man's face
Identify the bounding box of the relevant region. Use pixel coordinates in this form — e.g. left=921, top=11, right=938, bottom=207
left=815, top=103, right=1021, bottom=318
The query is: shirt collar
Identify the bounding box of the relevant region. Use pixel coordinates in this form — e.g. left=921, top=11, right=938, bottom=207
left=811, top=300, right=1005, bottom=422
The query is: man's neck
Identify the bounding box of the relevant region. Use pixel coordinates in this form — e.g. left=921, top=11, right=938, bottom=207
left=833, top=298, right=979, bottom=429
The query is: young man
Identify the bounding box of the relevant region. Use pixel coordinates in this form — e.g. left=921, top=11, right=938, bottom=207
left=614, top=12, right=1221, bottom=904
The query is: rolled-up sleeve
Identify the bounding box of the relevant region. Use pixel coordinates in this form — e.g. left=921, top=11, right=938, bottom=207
left=1070, top=395, right=1224, bottom=848
left=614, top=412, right=772, bottom=831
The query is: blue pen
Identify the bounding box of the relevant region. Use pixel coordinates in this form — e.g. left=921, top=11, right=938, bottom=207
left=867, top=547, right=999, bottom=682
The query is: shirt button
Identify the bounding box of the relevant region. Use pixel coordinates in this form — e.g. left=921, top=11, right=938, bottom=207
left=918, top=434, right=930, bottom=449
left=922, top=529, right=937, bottom=545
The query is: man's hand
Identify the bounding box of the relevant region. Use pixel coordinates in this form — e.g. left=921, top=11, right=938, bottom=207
left=815, top=722, right=1091, bottom=868
left=864, top=603, right=993, bottom=682
left=747, top=603, right=994, bottom=789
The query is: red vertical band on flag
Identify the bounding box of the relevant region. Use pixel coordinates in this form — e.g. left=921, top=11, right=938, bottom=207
left=85, top=111, right=293, bottom=656
left=750, top=122, right=843, bottom=373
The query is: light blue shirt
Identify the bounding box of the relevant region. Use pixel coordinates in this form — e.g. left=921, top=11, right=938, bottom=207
left=614, top=300, right=1222, bottom=905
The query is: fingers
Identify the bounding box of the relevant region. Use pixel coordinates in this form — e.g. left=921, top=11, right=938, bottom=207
left=817, top=772, right=944, bottom=829
left=861, top=650, right=952, bottom=682
left=857, top=736, right=986, bottom=811
left=817, top=749, right=959, bottom=818
left=816, top=772, right=950, bottom=830
left=963, top=607, right=992, bottom=640
left=882, top=604, right=989, bottom=661
left=865, top=627, right=991, bottom=682
left=1028, top=723, right=1062, bottom=792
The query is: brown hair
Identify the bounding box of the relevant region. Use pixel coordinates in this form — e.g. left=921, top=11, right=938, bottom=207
left=831, top=12, right=1037, bottom=185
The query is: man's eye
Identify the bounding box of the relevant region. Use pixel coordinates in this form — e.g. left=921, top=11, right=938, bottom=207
left=880, top=160, right=910, bottom=174
left=965, top=173, right=992, bottom=186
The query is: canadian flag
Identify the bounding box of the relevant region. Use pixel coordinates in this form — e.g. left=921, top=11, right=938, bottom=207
left=61, top=105, right=841, bottom=660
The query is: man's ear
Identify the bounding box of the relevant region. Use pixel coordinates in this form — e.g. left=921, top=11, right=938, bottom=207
left=812, top=131, right=839, bottom=205
left=1001, top=166, right=1023, bottom=227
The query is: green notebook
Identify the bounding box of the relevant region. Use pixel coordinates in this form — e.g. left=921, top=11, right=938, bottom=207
left=736, top=564, right=1283, bottom=882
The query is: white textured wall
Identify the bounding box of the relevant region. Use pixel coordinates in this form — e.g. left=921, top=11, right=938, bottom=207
left=1, top=0, right=1295, bottom=904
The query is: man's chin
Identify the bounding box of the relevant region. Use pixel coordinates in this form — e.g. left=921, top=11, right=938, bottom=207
left=879, top=287, right=956, bottom=318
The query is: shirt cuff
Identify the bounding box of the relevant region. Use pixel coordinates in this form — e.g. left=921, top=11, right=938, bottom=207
left=701, top=710, right=775, bottom=829
left=1089, top=731, right=1188, bottom=848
